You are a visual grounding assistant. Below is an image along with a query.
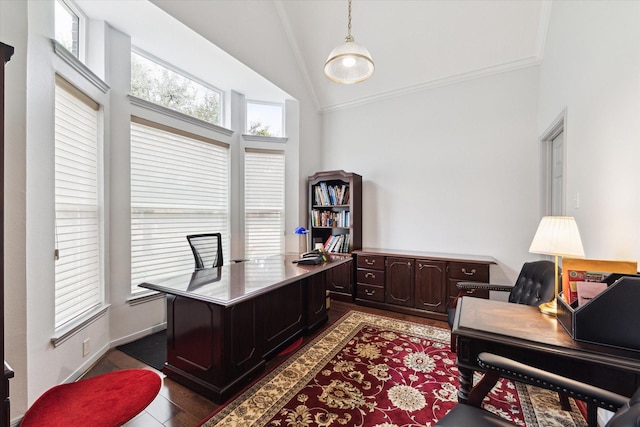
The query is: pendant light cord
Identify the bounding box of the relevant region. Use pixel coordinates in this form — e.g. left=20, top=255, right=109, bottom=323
left=347, top=0, right=352, bottom=37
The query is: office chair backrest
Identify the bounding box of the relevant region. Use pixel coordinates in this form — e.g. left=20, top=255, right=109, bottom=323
left=186, top=233, right=223, bottom=269
left=508, top=260, right=557, bottom=306
left=607, top=387, right=640, bottom=427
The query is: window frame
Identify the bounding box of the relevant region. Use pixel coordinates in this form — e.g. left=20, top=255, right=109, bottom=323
left=53, top=74, right=105, bottom=339
left=129, top=117, right=231, bottom=295
left=54, top=0, right=86, bottom=62
left=245, top=100, right=285, bottom=138
left=244, top=148, right=286, bottom=258
left=130, top=47, right=225, bottom=127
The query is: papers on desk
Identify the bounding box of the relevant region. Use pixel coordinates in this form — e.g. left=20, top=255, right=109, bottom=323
left=576, top=281, right=607, bottom=307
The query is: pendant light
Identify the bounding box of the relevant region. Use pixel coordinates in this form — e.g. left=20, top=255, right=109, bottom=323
left=324, top=0, right=375, bottom=84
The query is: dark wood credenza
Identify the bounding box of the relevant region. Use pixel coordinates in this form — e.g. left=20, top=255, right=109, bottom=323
left=139, top=254, right=351, bottom=402
left=353, top=248, right=496, bottom=321
left=1, top=42, right=15, bottom=427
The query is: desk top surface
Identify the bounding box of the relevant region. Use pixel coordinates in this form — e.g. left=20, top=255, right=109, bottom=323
left=138, top=254, right=350, bottom=307
left=453, top=297, right=640, bottom=369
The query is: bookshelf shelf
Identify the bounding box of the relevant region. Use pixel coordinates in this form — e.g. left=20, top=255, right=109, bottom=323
left=308, top=170, right=362, bottom=255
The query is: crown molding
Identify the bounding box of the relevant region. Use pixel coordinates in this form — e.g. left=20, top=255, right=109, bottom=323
left=320, top=55, right=542, bottom=114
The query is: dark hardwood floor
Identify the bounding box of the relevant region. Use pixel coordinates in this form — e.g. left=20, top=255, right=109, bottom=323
left=81, top=300, right=449, bottom=427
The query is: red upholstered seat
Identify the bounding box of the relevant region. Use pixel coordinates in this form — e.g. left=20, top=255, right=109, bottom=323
left=21, top=369, right=161, bottom=427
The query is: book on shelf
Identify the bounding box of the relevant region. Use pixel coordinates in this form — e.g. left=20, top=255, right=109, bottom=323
left=314, top=182, right=350, bottom=206
left=322, top=234, right=350, bottom=253
left=311, top=209, right=351, bottom=227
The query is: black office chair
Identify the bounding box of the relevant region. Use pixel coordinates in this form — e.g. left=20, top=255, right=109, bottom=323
left=435, top=352, right=638, bottom=427
left=186, top=233, right=223, bottom=269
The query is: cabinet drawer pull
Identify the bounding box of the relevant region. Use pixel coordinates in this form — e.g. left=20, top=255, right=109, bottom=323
left=365, top=289, right=376, bottom=296
left=461, top=268, right=476, bottom=276
left=365, top=259, right=376, bottom=266
left=365, top=272, right=376, bottom=279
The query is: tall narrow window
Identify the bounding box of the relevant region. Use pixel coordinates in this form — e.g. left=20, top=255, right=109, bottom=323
left=244, top=149, right=285, bottom=258
left=54, top=76, right=102, bottom=329
left=54, top=0, right=80, bottom=58
left=130, top=118, right=229, bottom=294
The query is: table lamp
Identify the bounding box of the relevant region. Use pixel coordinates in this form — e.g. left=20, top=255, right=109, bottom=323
left=294, top=226, right=311, bottom=254
left=529, top=216, right=585, bottom=315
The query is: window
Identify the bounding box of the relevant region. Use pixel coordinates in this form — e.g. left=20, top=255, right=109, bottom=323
left=54, top=76, right=102, bottom=329
left=246, top=101, right=284, bottom=137
left=130, top=118, right=229, bottom=294
left=244, top=149, right=285, bottom=258
left=54, top=0, right=80, bottom=58
left=131, top=50, right=222, bottom=126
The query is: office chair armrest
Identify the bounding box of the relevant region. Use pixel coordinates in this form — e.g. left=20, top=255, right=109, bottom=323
left=456, top=282, right=513, bottom=293
left=477, top=352, right=628, bottom=413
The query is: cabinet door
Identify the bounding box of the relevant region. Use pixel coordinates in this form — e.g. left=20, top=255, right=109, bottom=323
left=305, top=272, right=328, bottom=332
left=327, top=258, right=353, bottom=296
left=385, top=257, right=414, bottom=307
left=414, top=260, right=447, bottom=313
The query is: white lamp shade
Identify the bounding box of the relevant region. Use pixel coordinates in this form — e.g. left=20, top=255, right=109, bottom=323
left=529, top=216, right=585, bottom=257
left=324, top=40, right=374, bottom=84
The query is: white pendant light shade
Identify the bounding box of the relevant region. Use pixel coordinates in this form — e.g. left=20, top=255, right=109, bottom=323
left=324, top=0, right=374, bottom=84
left=324, top=36, right=375, bottom=84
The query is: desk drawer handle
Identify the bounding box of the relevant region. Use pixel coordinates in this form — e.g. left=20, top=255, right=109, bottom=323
left=365, top=289, right=376, bottom=296
left=365, top=259, right=376, bottom=266
left=365, top=272, right=376, bottom=279
left=461, top=268, right=476, bottom=276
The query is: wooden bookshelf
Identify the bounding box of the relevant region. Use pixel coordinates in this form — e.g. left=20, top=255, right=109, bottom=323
left=307, top=170, right=362, bottom=254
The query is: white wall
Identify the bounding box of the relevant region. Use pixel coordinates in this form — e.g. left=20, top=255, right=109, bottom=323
left=539, top=1, right=640, bottom=263
left=322, top=67, right=541, bottom=282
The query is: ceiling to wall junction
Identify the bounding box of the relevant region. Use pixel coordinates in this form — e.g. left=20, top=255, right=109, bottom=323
left=152, top=0, right=551, bottom=112
left=78, top=0, right=550, bottom=113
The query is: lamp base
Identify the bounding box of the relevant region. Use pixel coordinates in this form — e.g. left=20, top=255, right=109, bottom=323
left=538, top=299, right=557, bottom=316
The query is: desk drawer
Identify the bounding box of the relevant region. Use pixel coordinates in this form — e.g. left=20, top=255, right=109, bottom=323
left=357, top=268, right=385, bottom=286
left=356, top=284, right=384, bottom=302
left=448, top=262, right=489, bottom=282
left=357, top=254, right=385, bottom=270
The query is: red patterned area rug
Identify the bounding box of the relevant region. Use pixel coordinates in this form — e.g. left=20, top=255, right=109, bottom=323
left=199, top=311, right=586, bottom=427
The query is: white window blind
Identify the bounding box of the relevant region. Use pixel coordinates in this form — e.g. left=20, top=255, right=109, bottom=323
left=130, top=118, right=229, bottom=293
left=54, top=76, right=102, bottom=330
left=244, top=149, right=285, bottom=258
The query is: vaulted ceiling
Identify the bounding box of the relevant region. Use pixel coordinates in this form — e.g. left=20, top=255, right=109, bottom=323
left=79, top=0, right=550, bottom=112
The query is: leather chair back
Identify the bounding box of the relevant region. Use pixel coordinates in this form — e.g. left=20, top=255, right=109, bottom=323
left=508, top=260, right=557, bottom=306
left=607, top=387, right=640, bottom=427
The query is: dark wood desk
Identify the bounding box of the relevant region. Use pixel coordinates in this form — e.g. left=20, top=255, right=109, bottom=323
left=452, top=297, right=640, bottom=424
left=139, top=254, right=351, bottom=402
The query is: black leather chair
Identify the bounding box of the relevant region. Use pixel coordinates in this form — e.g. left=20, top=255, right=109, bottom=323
left=186, top=233, right=223, bottom=269
left=448, top=260, right=558, bottom=330
left=435, top=352, right=638, bottom=427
